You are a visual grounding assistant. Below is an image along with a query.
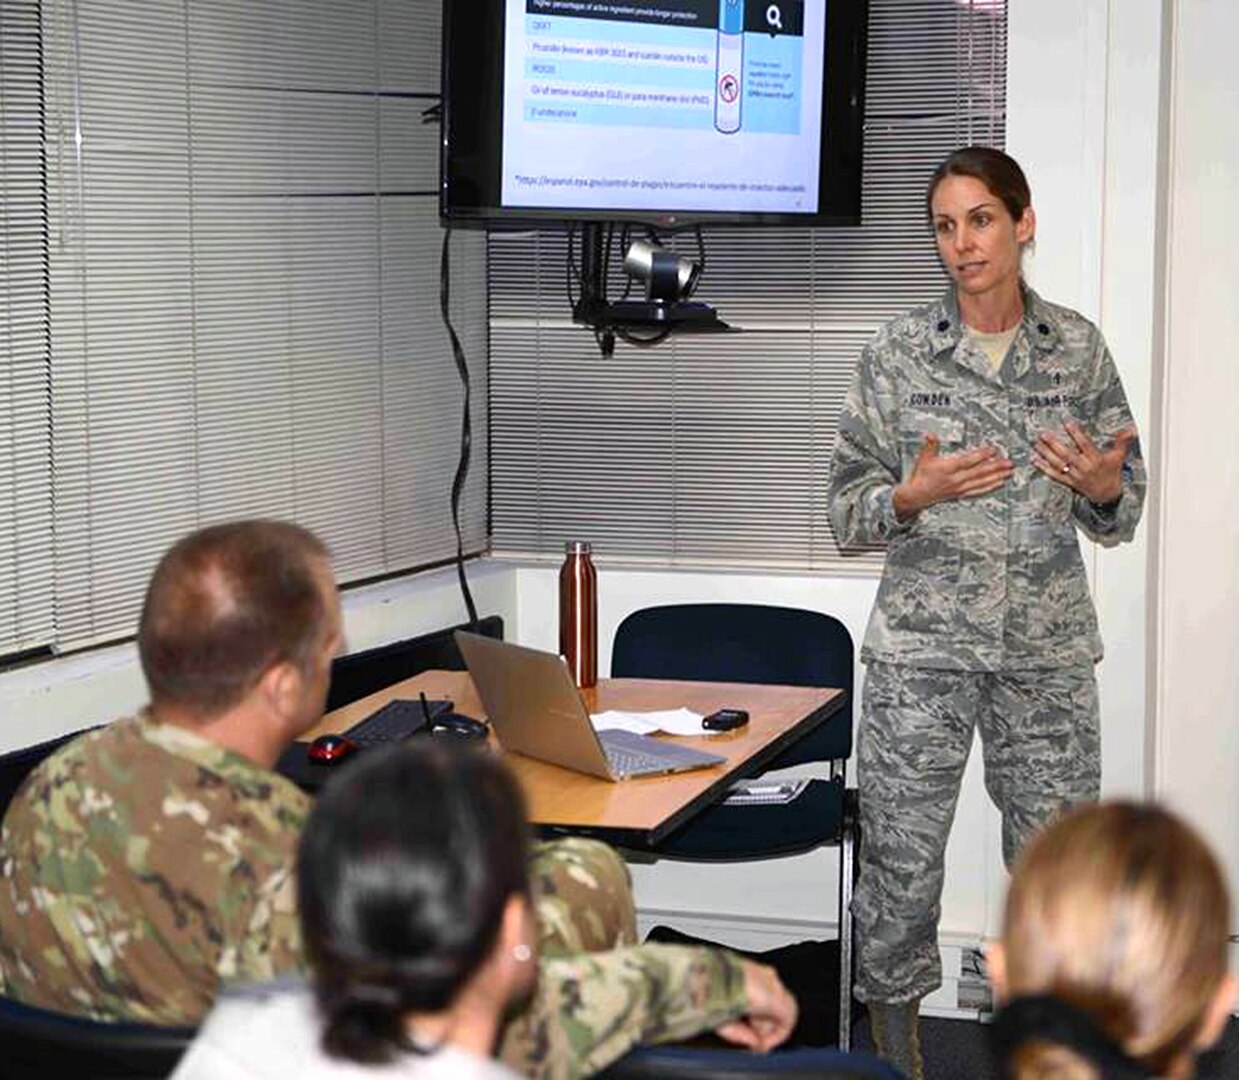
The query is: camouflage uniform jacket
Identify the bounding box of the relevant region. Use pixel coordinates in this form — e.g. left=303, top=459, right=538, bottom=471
left=829, top=287, right=1145, bottom=671
left=0, top=714, right=309, bottom=1023
left=0, top=716, right=748, bottom=1079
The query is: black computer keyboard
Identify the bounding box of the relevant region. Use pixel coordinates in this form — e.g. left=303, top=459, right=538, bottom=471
left=343, top=698, right=452, bottom=747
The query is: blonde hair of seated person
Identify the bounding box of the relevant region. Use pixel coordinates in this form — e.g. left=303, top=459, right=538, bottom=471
left=987, top=802, right=1236, bottom=1080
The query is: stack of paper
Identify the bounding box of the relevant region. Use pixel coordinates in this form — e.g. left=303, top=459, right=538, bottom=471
left=590, top=708, right=724, bottom=737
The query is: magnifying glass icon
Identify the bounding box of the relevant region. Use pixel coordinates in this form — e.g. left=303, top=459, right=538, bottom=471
left=766, top=3, right=783, bottom=31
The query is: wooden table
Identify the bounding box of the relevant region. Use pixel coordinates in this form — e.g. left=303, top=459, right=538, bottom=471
left=304, top=670, right=845, bottom=847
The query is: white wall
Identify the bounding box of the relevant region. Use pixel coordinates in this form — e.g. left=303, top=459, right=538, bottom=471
left=1009, top=0, right=1162, bottom=805
left=1152, top=0, right=1239, bottom=908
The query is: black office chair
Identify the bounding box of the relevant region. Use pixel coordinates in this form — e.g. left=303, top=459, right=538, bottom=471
left=325, top=614, right=505, bottom=710
left=600, top=1044, right=903, bottom=1079
left=0, top=995, right=194, bottom=1079
left=611, top=603, right=858, bottom=1049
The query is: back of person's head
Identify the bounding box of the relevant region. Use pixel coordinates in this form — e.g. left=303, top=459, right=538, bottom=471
left=138, top=519, right=331, bottom=716
left=298, top=740, right=533, bottom=1065
left=991, top=801, right=1234, bottom=1080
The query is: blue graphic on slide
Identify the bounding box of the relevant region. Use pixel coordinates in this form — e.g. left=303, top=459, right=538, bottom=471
left=742, top=29, right=802, bottom=135
left=715, top=0, right=744, bottom=134
left=519, top=12, right=801, bottom=135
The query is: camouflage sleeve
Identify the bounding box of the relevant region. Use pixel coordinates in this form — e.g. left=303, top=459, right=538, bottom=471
left=828, top=335, right=913, bottom=546
left=497, top=944, right=747, bottom=1080
left=217, top=783, right=311, bottom=990
left=528, top=837, right=638, bottom=957
left=228, top=855, right=307, bottom=987
left=1071, top=333, right=1146, bottom=545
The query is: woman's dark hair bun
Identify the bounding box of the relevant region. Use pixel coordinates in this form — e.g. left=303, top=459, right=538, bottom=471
left=320, top=991, right=408, bottom=1065
left=298, top=741, right=531, bottom=1065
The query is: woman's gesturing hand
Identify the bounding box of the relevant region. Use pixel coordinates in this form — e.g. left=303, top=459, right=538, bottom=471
left=892, top=433, right=1014, bottom=521
left=1033, top=422, right=1135, bottom=505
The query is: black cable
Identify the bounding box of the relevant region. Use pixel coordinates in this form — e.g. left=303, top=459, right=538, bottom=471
left=565, top=222, right=578, bottom=309
left=618, top=223, right=635, bottom=300
left=602, top=222, right=614, bottom=299
left=596, top=224, right=617, bottom=357
left=566, top=223, right=617, bottom=358
left=690, top=225, right=706, bottom=298
left=439, top=223, right=479, bottom=626
left=567, top=223, right=611, bottom=357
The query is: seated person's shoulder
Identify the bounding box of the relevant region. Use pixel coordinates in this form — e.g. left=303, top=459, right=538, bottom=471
left=0, top=714, right=309, bottom=1025
left=4, top=713, right=306, bottom=847
left=173, top=978, right=319, bottom=1079
left=3, top=717, right=139, bottom=824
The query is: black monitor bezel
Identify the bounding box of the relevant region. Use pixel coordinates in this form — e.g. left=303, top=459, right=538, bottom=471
left=441, top=0, right=869, bottom=231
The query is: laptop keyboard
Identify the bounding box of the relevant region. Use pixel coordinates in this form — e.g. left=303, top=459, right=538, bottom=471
left=603, top=744, right=669, bottom=776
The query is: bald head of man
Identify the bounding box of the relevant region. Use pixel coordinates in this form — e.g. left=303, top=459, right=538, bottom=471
left=138, top=520, right=343, bottom=761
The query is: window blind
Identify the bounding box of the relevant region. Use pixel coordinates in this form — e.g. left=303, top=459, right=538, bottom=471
left=487, top=0, right=1006, bottom=571
left=32, top=0, right=486, bottom=653
left=0, top=0, right=53, bottom=658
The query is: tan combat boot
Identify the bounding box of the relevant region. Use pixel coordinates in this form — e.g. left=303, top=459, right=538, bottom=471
left=869, top=999, right=925, bottom=1080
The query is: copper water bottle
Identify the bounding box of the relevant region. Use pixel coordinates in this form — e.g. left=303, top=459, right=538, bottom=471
left=559, top=541, right=597, bottom=688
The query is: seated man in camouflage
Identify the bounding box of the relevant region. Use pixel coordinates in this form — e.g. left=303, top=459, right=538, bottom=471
left=0, top=520, right=795, bottom=1078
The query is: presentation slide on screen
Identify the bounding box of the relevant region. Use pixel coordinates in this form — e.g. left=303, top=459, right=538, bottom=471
left=500, top=0, right=827, bottom=214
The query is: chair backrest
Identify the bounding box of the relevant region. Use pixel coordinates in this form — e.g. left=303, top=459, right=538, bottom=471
left=325, top=614, right=504, bottom=711
left=599, top=1045, right=905, bottom=1079
left=611, top=604, right=854, bottom=764
left=0, top=994, right=194, bottom=1079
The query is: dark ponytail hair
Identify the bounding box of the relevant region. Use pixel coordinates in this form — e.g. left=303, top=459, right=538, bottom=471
left=297, top=741, right=531, bottom=1064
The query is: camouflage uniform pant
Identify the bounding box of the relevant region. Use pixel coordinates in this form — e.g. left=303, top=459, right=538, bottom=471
left=853, top=661, right=1100, bottom=1004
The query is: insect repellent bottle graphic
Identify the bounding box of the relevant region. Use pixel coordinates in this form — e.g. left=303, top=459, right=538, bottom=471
left=714, top=0, right=744, bottom=134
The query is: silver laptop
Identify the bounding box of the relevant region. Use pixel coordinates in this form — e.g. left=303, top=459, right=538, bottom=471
left=455, top=631, right=725, bottom=781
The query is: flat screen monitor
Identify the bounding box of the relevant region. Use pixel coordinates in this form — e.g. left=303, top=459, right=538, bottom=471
left=441, top=0, right=868, bottom=230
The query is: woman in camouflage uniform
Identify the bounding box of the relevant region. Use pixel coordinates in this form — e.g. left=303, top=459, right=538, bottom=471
left=827, top=146, right=1146, bottom=1079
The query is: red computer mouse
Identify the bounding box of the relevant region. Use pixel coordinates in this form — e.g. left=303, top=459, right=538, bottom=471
left=307, top=733, right=360, bottom=765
